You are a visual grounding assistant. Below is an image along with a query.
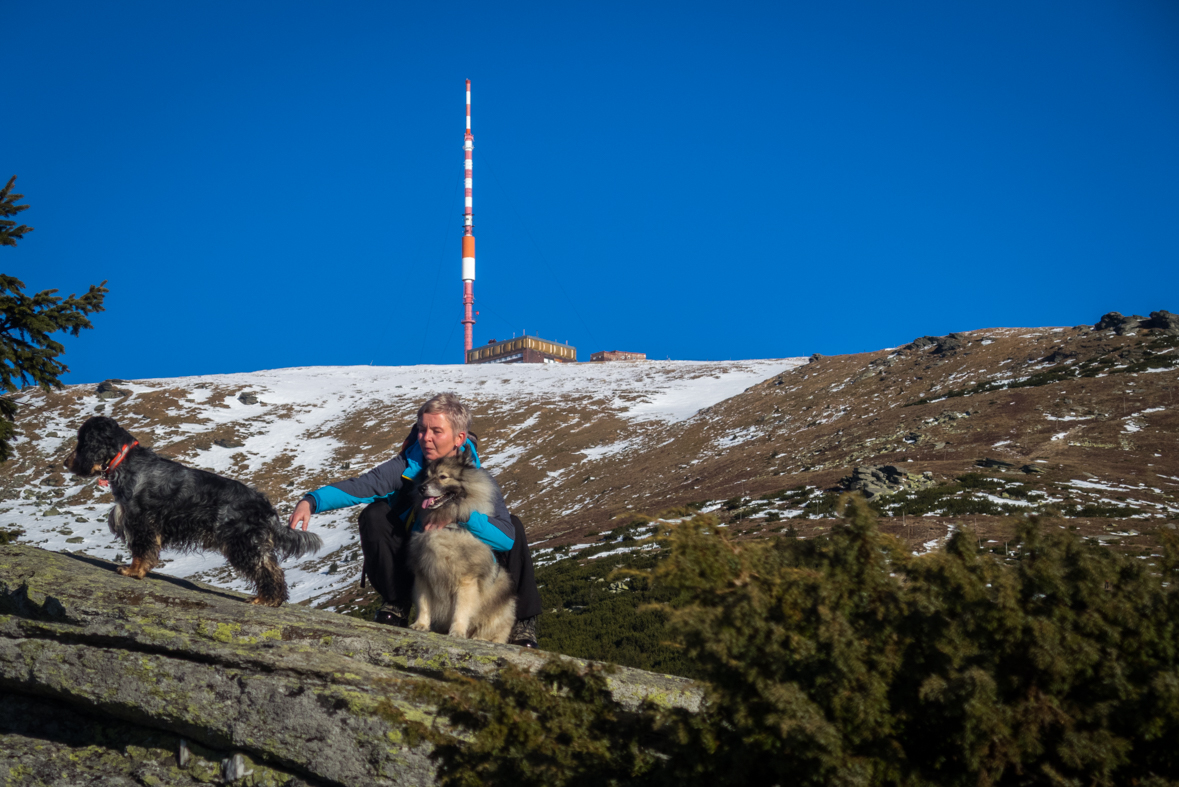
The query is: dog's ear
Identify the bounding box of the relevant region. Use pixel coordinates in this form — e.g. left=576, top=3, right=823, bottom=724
left=93, top=416, right=136, bottom=447
left=74, top=416, right=138, bottom=475
left=459, top=446, right=477, bottom=468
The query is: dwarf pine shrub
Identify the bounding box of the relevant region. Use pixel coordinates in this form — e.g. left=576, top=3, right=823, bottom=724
left=417, top=498, right=1179, bottom=786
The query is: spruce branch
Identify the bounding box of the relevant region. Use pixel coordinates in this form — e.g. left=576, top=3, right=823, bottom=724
left=0, top=176, right=34, bottom=247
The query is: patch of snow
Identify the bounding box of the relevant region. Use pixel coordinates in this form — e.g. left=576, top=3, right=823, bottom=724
left=914, top=521, right=958, bottom=556
left=716, top=427, right=768, bottom=448
left=587, top=544, right=660, bottom=560
left=483, top=442, right=526, bottom=471
left=976, top=493, right=1035, bottom=508
left=1068, top=479, right=1125, bottom=493
left=578, top=438, right=640, bottom=462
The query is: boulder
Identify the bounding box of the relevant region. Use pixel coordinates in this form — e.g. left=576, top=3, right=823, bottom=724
left=902, top=334, right=966, bottom=356
left=1146, top=310, right=1179, bottom=336
left=95, top=380, right=130, bottom=400
left=238, top=393, right=260, bottom=405
left=905, top=336, right=937, bottom=351
left=976, top=458, right=1015, bottom=470
left=841, top=465, right=934, bottom=499
left=1094, top=312, right=1146, bottom=335
left=213, top=438, right=245, bottom=449
left=932, top=333, right=966, bottom=355
left=1042, top=349, right=1075, bottom=364
left=0, top=544, right=700, bottom=786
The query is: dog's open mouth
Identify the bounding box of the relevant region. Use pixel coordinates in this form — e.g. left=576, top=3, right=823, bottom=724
left=421, top=494, right=452, bottom=510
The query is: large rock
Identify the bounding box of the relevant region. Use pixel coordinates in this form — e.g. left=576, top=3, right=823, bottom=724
left=96, top=380, right=129, bottom=401
left=902, top=333, right=967, bottom=356
left=0, top=544, right=700, bottom=786
left=841, top=465, right=935, bottom=500
left=1094, top=312, right=1147, bottom=335
left=1097, top=309, right=1178, bottom=336
left=1146, top=310, right=1179, bottom=336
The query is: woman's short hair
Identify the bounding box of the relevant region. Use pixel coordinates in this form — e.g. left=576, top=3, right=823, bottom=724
left=417, top=392, right=472, bottom=436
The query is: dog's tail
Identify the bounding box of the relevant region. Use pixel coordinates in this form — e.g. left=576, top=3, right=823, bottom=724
left=274, top=524, right=324, bottom=560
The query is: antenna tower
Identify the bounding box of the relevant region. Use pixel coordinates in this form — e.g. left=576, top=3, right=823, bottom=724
left=461, top=79, right=476, bottom=359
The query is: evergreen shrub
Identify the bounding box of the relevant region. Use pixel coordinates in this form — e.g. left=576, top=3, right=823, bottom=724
left=416, top=499, right=1179, bottom=786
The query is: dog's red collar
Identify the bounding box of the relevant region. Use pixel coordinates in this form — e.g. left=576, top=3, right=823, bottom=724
left=98, top=440, right=138, bottom=488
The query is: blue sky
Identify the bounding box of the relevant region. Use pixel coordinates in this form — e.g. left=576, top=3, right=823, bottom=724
left=7, top=1, right=1178, bottom=384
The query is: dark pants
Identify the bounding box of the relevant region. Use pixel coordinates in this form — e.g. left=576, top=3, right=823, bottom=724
left=357, top=501, right=542, bottom=620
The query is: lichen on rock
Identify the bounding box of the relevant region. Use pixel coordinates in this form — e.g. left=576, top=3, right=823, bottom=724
left=0, top=544, right=700, bottom=786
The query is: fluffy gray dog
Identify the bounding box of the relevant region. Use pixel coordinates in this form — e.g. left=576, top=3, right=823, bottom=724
left=408, top=451, right=516, bottom=642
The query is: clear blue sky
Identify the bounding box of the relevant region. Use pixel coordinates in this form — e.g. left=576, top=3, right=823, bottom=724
left=7, top=1, right=1178, bottom=384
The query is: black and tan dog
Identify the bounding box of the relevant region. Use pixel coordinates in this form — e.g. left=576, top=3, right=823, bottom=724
left=64, top=416, right=321, bottom=606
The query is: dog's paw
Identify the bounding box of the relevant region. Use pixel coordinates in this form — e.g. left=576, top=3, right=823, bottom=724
left=249, top=596, right=283, bottom=607
left=116, top=565, right=145, bottom=579
left=447, top=627, right=470, bottom=639
left=409, top=621, right=430, bottom=632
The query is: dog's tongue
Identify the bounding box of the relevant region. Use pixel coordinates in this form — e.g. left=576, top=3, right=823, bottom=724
left=422, top=497, right=436, bottom=510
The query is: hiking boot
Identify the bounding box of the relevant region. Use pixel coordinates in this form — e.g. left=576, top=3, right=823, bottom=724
left=373, top=603, right=409, bottom=627
left=509, top=615, right=539, bottom=649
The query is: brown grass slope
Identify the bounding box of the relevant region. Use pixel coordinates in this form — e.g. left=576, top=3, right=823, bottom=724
left=552, top=322, right=1177, bottom=560
left=2, top=318, right=1175, bottom=600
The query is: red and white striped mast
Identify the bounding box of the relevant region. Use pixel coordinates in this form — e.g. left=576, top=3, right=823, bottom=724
left=461, top=79, right=476, bottom=359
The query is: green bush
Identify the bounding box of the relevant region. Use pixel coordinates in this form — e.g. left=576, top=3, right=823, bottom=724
left=956, top=472, right=1003, bottom=490
left=534, top=549, right=700, bottom=679
left=419, top=500, right=1179, bottom=786
left=1063, top=503, right=1146, bottom=518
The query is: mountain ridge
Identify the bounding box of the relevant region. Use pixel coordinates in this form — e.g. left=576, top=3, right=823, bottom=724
left=3, top=314, right=1177, bottom=611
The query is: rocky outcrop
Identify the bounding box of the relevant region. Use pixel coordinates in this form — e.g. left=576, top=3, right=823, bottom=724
left=0, top=544, right=700, bottom=786
left=96, top=380, right=130, bottom=401
left=1092, top=310, right=1177, bottom=335
left=976, top=458, right=1015, bottom=470
left=902, top=333, right=966, bottom=356
left=841, top=465, right=935, bottom=500
left=1147, top=310, right=1179, bottom=336
left=1084, top=311, right=1179, bottom=334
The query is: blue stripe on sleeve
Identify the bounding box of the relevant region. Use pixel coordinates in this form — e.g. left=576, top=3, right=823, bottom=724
left=309, top=486, right=386, bottom=514
left=464, top=511, right=514, bottom=552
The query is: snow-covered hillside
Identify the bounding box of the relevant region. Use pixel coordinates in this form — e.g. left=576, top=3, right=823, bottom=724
left=2, top=358, right=802, bottom=607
